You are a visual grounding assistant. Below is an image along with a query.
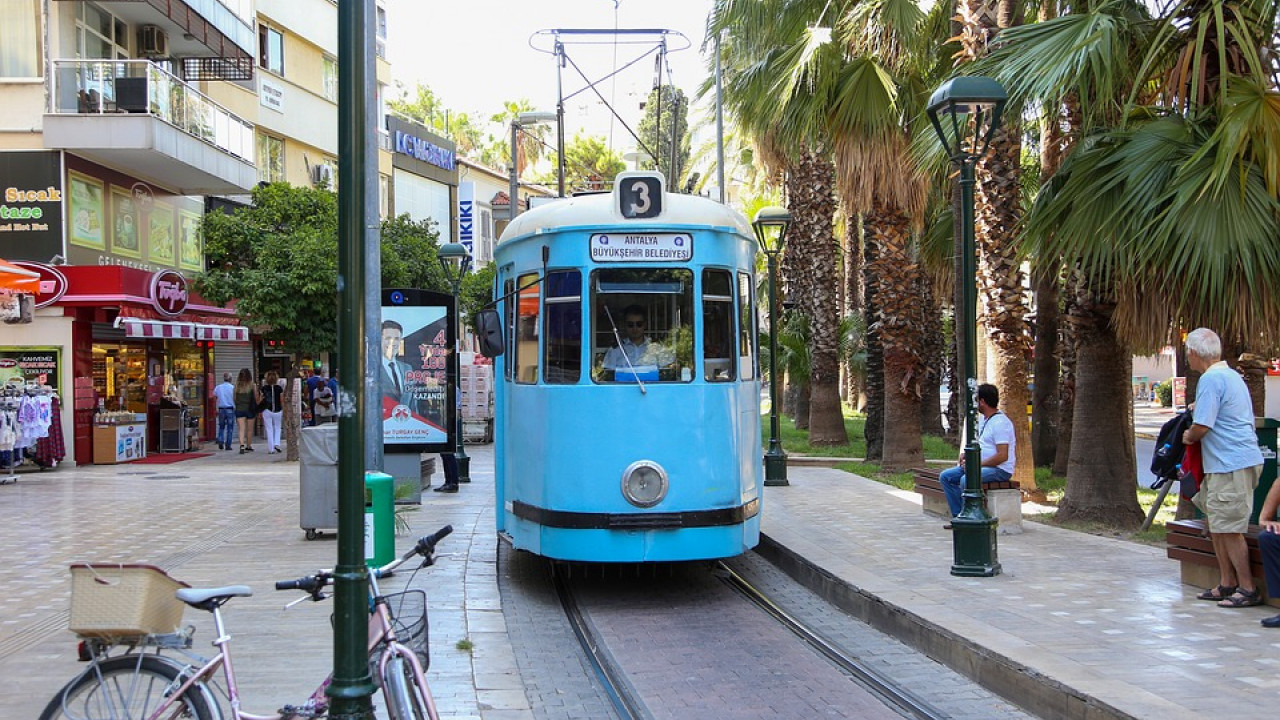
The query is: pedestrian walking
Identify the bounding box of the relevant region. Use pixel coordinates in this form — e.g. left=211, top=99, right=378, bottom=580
left=211, top=372, right=235, bottom=451
left=260, top=370, right=285, bottom=454
left=1182, top=328, right=1265, bottom=608
left=233, top=368, right=260, bottom=454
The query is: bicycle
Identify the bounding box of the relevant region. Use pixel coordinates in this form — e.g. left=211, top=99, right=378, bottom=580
left=41, top=525, right=453, bottom=720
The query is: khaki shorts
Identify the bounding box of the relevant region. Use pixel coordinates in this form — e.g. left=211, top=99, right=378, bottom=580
left=1192, top=466, right=1261, bottom=534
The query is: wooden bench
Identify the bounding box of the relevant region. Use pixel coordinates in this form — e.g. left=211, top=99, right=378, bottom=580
left=912, top=468, right=1023, bottom=534
left=1165, top=518, right=1278, bottom=607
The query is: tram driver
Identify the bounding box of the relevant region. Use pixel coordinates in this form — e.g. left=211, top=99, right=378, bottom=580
left=602, top=304, right=675, bottom=378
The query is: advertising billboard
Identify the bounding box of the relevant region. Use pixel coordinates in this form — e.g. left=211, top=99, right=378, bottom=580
left=381, top=288, right=455, bottom=453
left=0, top=150, right=64, bottom=263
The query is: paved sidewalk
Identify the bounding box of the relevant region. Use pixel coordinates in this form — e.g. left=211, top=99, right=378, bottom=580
left=0, top=442, right=530, bottom=720
left=761, top=466, right=1280, bottom=719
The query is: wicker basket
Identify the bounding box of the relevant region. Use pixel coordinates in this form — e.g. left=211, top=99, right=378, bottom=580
left=68, top=564, right=189, bottom=639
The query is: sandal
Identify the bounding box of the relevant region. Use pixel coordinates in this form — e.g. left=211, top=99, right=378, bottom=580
left=1218, top=588, right=1262, bottom=608
left=1197, top=584, right=1236, bottom=601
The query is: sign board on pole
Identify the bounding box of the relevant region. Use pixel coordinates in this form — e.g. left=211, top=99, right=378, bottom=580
left=380, top=288, right=455, bottom=453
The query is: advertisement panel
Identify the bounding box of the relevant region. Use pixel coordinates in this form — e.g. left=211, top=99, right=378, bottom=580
left=0, top=347, right=61, bottom=393
left=0, top=150, right=64, bottom=263
left=381, top=288, right=455, bottom=453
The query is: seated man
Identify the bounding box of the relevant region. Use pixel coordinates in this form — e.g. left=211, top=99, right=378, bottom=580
left=938, top=383, right=1015, bottom=529
left=602, top=305, right=674, bottom=375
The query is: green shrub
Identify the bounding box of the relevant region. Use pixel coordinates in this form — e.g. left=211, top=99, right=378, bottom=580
left=1155, top=380, right=1172, bottom=407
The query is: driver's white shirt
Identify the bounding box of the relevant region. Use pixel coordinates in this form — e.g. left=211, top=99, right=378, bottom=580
left=603, top=337, right=672, bottom=370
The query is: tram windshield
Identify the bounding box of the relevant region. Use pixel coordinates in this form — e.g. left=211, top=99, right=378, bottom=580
left=591, top=268, right=693, bottom=383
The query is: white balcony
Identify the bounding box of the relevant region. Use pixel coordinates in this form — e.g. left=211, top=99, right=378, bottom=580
left=44, top=60, right=257, bottom=195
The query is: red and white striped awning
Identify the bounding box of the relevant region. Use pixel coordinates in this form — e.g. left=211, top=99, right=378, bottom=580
left=117, top=318, right=249, bottom=342
left=196, top=324, right=249, bottom=342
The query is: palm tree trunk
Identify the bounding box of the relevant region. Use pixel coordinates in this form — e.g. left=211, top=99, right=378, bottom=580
left=1031, top=267, right=1060, bottom=466
left=1053, top=268, right=1080, bottom=476
left=863, top=239, right=884, bottom=461
left=1057, top=284, right=1143, bottom=527
left=867, top=200, right=924, bottom=471
left=920, top=281, right=945, bottom=436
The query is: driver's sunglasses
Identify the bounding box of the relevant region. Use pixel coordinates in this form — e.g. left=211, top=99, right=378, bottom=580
left=626, top=321, right=645, bottom=328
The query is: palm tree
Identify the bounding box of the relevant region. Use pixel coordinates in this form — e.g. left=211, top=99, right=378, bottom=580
left=977, top=0, right=1280, bottom=526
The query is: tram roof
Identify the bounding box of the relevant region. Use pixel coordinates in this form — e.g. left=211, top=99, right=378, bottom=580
left=499, top=189, right=755, bottom=245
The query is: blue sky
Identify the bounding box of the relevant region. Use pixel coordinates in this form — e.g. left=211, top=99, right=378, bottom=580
left=385, top=0, right=717, bottom=153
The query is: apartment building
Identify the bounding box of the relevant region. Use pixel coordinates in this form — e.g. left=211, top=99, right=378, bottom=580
left=0, top=0, right=389, bottom=466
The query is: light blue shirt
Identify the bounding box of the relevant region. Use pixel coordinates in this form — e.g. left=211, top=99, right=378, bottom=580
left=212, top=381, right=235, bottom=409
left=1194, top=361, right=1263, bottom=473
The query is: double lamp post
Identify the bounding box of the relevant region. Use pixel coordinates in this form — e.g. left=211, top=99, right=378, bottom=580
left=926, top=76, right=1008, bottom=577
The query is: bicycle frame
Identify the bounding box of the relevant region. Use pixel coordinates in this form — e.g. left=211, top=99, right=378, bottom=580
left=140, top=576, right=438, bottom=720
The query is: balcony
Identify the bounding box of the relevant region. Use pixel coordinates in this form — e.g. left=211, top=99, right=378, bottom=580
left=44, top=60, right=257, bottom=195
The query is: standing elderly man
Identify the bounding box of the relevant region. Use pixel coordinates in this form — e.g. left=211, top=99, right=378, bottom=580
left=1182, top=328, right=1265, bottom=608
left=211, top=372, right=235, bottom=451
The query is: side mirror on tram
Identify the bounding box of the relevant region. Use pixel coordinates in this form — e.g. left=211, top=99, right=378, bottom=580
left=475, top=309, right=505, bottom=358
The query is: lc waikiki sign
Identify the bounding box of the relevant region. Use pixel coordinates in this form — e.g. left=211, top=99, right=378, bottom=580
left=457, top=182, right=475, bottom=256
left=150, top=269, right=189, bottom=316
left=393, top=131, right=456, bottom=171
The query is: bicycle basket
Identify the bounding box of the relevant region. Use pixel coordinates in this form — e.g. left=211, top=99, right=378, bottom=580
left=68, top=564, right=189, bottom=639
left=378, top=589, right=429, bottom=672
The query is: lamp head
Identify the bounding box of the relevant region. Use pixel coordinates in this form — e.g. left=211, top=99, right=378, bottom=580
left=437, top=242, right=472, bottom=282
left=516, top=111, right=557, bottom=127
left=926, top=76, right=1008, bottom=160
left=751, top=206, right=791, bottom=254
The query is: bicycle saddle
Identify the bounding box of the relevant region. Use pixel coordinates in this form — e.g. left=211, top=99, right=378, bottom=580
left=177, top=586, right=254, bottom=607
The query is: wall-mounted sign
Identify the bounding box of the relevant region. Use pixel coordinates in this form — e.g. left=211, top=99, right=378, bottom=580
left=260, top=78, right=285, bottom=113
left=393, top=131, right=456, bottom=171
left=0, top=347, right=61, bottom=393
left=457, top=182, right=475, bottom=256
left=589, top=232, right=692, bottom=263
left=9, top=261, right=67, bottom=308
left=150, top=269, right=188, bottom=316
left=0, top=150, right=64, bottom=263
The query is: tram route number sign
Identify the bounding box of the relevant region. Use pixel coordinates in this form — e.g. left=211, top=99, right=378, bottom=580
left=589, top=233, right=691, bottom=263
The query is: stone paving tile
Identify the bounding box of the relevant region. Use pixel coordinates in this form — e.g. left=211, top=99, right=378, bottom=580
left=0, top=442, right=529, bottom=720
left=762, top=465, right=1280, bottom=719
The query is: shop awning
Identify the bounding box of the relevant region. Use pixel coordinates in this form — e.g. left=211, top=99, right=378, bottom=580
left=0, top=259, right=40, bottom=293
left=116, top=318, right=249, bottom=342
left=196, top=324, right=249, bottom=342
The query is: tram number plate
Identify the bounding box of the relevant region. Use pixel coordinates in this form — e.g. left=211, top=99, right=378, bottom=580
left=589, top=233, right=692, bottom=262
left=618, top=176, right=663, bottom=218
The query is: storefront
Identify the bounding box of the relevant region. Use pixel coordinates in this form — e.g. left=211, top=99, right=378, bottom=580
left=0, top=150, right=249, bottom=465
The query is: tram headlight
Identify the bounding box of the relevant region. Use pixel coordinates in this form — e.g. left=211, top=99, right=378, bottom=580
left=621, top=461, right=668, bottom=508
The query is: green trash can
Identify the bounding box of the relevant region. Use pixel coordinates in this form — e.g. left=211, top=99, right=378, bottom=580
left=365, top=472, right=395, bottom=567
left=1252, top=418, right=1278, bottom=524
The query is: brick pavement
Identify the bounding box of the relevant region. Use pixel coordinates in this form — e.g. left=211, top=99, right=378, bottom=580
left=0, top=441, right=531, bottom=720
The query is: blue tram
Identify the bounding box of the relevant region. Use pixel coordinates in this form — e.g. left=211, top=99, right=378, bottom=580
left=485, top=172, right=764, bottom=562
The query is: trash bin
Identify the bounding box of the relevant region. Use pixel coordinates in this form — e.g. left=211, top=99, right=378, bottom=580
left=299, top=424, right=339, bottom=540
left=1253, top=418, right=1278, bottom=524
left=364, top=472, right=395, bottom=567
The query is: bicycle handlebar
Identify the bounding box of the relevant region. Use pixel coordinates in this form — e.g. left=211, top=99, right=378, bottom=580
left=273, top=525, right=453, bottom=597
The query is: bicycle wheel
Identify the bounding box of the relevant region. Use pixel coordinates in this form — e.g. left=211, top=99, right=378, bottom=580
left=381, top=653, right=435, bottom=720
left=38, top=654, right=215, bottom=720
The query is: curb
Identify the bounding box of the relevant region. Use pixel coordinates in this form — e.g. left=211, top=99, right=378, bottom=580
left=755, top=533, right=1137, bottom=720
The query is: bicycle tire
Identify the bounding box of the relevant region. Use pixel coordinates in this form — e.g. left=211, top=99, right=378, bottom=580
left=381, top=653, right=434, bottom=720
left=38, top=654, right=215, bottom=720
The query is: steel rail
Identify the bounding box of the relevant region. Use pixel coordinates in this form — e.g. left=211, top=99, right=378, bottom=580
left=717, top=562, right=948, bottom=720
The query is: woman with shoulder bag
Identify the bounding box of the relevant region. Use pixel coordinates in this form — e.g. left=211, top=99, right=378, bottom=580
left=233, top=368, right=260, bottom=453
left=260, top=370, right=285, bottom=453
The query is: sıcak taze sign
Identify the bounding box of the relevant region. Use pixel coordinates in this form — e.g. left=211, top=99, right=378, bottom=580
left=589, top=233, right=692, bottom=262
left=150, top=269, right=188, bottom=316
left=0, top=150, right=64, bottom=263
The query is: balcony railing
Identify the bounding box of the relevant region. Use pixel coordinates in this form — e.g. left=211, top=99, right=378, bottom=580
left=52, top=59, right=254, bottom=163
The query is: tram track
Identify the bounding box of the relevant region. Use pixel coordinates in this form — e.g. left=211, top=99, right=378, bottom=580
left=544, top=555, right=969, bottom=720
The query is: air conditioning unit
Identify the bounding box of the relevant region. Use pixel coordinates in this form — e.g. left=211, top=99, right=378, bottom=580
left=140, top=25, right=168, bottom=57
left=311, top=164, right=334, bottom=186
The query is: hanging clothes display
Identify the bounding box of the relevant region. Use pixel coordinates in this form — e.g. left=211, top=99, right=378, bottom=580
left=0, top=383, right=60, bottom=482
left=33, top=396, right=66, bottom=468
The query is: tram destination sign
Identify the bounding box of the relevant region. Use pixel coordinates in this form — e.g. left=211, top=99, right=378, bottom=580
left=589, top=233, right=691, bottom=263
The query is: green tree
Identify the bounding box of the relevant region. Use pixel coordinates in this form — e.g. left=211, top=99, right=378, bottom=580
left=636, top=85, right=690, bottom=184
left=387, top=81, right=488, bottom=159
left=195, top=183, right=449, bottom=357
left=535, top=132, right=625, bottom=193
left=973, top=0, right=1280, bottom=527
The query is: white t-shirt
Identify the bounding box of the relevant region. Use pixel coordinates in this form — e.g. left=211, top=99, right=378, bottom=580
left=977, top=411, right=1016, bottom=474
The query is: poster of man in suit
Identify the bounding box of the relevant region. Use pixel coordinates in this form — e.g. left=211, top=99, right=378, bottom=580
left=380, top=303, right=450, bottom=448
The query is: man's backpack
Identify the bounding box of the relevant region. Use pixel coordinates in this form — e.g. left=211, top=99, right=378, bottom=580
left=1150, top=411, right=1194, bottom=481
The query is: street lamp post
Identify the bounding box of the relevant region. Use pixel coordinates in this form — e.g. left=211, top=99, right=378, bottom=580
left=508, top=111, right=558, bottom=223
left=752, top=207, right=792, bottom=487
left=438, top=243, right=473, bottom=484
left=926, top=76, right=1008, bottom=577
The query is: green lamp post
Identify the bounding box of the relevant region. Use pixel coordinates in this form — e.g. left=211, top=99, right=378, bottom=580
left=927, top=76, right=1008, bottom=577
left=438, top=242, right=473, bottom=484
left=753, top=206, right=792, bottom=487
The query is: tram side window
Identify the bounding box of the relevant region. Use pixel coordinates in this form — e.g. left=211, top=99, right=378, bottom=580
left=503, top=278, right=515, bottom=382
left=703, top=269, right=735, bottom=382
left=515, top=273, right=540, bottom=384
left=544, top=271, right=582, bottom=384
left=591, top=268, right=693, bottom=383
left=738, top=272, right=756, bottom=380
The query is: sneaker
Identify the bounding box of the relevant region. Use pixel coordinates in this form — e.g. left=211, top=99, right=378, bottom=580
left=1261, top=614, right=1280, bottom=628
